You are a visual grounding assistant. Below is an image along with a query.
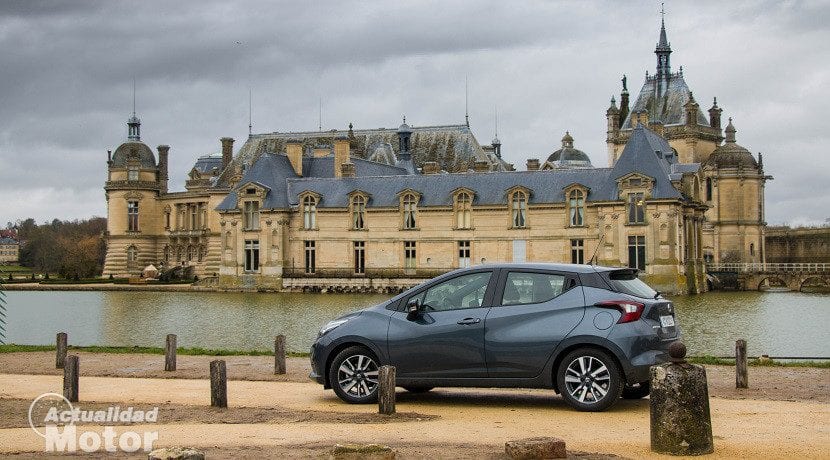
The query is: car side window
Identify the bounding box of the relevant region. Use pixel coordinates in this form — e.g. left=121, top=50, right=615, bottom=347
left=501, top=272, right=566, bottom=306
left=413, top=271, right=492, bottom=312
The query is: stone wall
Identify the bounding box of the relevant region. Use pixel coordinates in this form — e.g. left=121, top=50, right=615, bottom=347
left=765, top=226, right=830, bottom=263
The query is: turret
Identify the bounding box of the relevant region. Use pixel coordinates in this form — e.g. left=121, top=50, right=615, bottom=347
left=708, top=97, right=722, bottom=130
left=606, top=96, right=620, bottom=134
left=655, top=13, right=672, bottom=81
left=684, top=92, right=700, bottom=126
left=397, top=116, right=413, bottom=161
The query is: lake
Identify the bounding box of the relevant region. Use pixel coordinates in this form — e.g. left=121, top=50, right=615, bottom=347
left=2, top=290, right=828, bottom=357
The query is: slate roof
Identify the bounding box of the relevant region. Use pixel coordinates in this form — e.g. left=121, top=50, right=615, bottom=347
left=111, top=141, right=156, bottom=168
left=215, top=124, right=507, bottom=186
left=610, top=124, right=683, bottom=199
left=622, top=74, right=709, bottom=128
left=192, top=154, right=223, bottom=175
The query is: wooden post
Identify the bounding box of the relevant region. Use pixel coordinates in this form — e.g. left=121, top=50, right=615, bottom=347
left=210, top=360, right=227, bottom=408
left=378, top=365, right=396, bottom=415
left=736, top=339, right=748, bottom=389
left=274, top=335, right=286, bottom=375
left=63, top=355, right=79, bottom=403
left=165, top=334, right=177, bottom=371
left=56, top=332, right=67, bottom=369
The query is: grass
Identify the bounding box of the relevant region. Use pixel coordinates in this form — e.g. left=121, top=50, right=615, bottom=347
left=688, top=355, right=830, bottom=368
left=0, top=265, right=33, bottom=273
left=0, top=343, right=309, bottom=357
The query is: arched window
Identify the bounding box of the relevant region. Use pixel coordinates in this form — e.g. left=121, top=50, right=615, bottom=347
left=402, top=193, right=418, bottom=229
left=455, top=192, right=472, bottom=229
left=187, top=245, right=194, bottom=262
left=303, top=195, right=317, bottom=230
left=127, top=245, right=137, bottom=262
left=568, top=189, right=585, bottom=226
left=705, top=178, right=713, bottom=201
left=351, top=195, right=366, bottom=230
left=511, top=191, right=527, bottom=228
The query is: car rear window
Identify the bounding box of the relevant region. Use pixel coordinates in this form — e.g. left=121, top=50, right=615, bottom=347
left=606, top=269, right=658, bottom=299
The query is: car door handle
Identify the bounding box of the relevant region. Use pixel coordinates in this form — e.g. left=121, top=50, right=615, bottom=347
left=457, top=317, right=481, bottom=325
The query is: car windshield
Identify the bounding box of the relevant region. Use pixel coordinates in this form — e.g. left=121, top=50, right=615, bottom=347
left=606, top=269, right=658, bottom=299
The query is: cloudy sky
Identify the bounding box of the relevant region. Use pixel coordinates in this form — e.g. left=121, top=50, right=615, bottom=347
left=1, top=0, right=828, bottom=226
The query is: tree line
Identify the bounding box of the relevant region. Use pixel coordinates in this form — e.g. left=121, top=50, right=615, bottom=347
left=7, top=217, right=107, bottom=279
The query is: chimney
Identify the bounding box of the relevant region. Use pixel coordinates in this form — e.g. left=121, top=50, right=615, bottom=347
left=157, top=145, right=169, bottom=193
left=526, top=158, right=540, bottom=171
left=334, top=136, right=350, bottom=178
left=220, top=137, right=234, bottom=171
left=340, top=162, right=355, bottom=178
left=422, top=161, right=440, bottom=174
left=286, top=140, right=303, bottom=176
left=474, top=161, right=490, bottom=173
left=684, top=92, right=699, bottom=126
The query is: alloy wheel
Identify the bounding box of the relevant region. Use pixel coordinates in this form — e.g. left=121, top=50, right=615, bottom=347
left=337, top=354, right=379, bottom=398
left=563, top=355, right=611, bottom=404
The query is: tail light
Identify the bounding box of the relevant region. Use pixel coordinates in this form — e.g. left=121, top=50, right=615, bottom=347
left=595, top=301, right=645, bottom=323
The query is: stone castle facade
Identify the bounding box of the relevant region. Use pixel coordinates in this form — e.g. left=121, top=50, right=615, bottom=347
left=102, top=19, right=769, bottom=294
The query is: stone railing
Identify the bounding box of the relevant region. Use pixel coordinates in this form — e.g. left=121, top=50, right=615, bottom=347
left=282, top=267, right=455, bottom=279
left=706, top=263, right=830, bottom=273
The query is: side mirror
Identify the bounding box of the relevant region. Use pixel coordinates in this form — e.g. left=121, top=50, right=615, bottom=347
left=406, top=298, right=421, bottom=317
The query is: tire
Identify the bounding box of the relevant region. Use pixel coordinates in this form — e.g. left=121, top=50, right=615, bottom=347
left=622, top=381, right=650, bottom=399
left=328, top=346, right=381, bottom=404
left=403, top=386, right=434, bottom=393
left=556, top=348, right=623, bottom=412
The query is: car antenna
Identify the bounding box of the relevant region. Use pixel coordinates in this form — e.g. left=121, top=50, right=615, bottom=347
left=589, top=232, right=605, bottom=266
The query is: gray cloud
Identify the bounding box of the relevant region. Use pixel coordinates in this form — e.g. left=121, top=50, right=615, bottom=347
left=1, top=0, right=828, bottom=225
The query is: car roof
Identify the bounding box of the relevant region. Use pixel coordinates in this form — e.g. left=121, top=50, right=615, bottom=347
left=455, top=263, right=620, bottom=274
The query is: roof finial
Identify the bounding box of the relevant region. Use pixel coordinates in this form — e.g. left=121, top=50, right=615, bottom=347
left=465, top=75, right=470, bottom=127
left=248, top=88, right=252, bottom=138
left=132, top=76, right=136, bottom=116
left=621, top=74, right=627, bottom=92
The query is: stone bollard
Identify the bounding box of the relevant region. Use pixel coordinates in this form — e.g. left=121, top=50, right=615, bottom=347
left=378, top=365, right=396, bottom=415
left=274, top=334, right=286, bottom=375
left=56, top=332, right=67, bottom=369
left=505, top=437, right=566, bottom=459
left=63, top=355, right=79, bottom=402
left=210, top=360, right=227, bottom=408
left=165, top=334, right=177, bottom=372
left=735, top=339, right=748, bottom=388
left=650, top=341, right=714, bottom=455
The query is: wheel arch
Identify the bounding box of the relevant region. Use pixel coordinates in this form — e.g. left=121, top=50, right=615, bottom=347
left=549, top=336, right=629, bottom=394
left=322, top=338, right=385, bottom=389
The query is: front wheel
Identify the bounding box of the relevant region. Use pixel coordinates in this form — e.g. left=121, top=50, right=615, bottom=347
left=329, top=346, right=380, bottom=404
left=556, top=348, right=623, bottom=412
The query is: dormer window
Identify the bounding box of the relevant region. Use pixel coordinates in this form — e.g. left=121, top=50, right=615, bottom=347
left=628, top=192, right=645, bottom=224
left=510, top=190, right=528, bottom=228
left=454, top=191, right=472, bottom=229
left=303, top=195, right=317, bottom=230
left=246, top=188, right=256, bottom=195
left=402, top=193, right=418, bottom=229
left=629, top=178, right=642, bottom=187
left=568, top=189, right=585, bottom=226
left=351, top=194, right=366, bottom=230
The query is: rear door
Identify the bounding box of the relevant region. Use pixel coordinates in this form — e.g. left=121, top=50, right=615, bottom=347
left=484, top=269, right=585, bottom=378
left=387, top=270, right=496, bottom=378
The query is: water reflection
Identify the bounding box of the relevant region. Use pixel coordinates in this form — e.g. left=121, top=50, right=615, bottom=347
left=5, top=290, right=829, bottom=356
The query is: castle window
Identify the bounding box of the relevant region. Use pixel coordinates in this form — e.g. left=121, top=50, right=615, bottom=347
left=354, top=241, right=365, bottom=274
left=404, top=241, right=416, bottom=269
left=128, top=168, right=139, bottom=181
left=304, top=240, right=316, bottom=274
left=198, top=245, right=204, bottom=262
left=511, top=191, right=527, bottom=228
left=705, top=178, right=713, bottom=201
left=458, top=241, right=471, bottom=268
left=189, top=205, right=197, bottom=230
left=244, top=239, right=259, bottom=272
left=628, top=192, right=645, bottom=224
left=402, top=193, right=418, bottom=229
left=571, top=239, right=584, bottom=264
left=127, top=245, right=137, bottom=263
left=628, top=235, right=646, bottom=270
left=351, top=195, right=366, bottom=230
left=246, top=188, right=256, bottom=195
left=164, top=210, right=170, bottom=229
left=243, top=201, right=260, bottom=230
left=303, top=195, right=317, bottom=230
left=163, top=245, right=170, bottom=262
left=187, top=245, right=194, bottom=262
left=127, top=201, right=139, bottom=232
left=455, top=192, right=472, bottom=229
left=750, top=243, right=755, bottom=256
left=568, top=189, right=585, bottom=226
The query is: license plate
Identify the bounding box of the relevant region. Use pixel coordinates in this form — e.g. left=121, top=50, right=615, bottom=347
left=660, top=315, right=675, bottom=328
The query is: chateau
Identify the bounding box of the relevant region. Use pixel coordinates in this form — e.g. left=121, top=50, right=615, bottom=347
left=102, top=19, right=769, bottom=294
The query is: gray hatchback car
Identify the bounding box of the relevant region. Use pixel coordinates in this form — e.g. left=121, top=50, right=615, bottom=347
left=309, top=263, right=679, bottom=411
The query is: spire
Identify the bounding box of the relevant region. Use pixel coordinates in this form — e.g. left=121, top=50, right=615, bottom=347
left=464, top=75, right=470, bottom=127
left=127, top=77, right=141, bottom=141
left=248, top=88, right=252, bottom=138
left=655, top=2, right=672, bottom=80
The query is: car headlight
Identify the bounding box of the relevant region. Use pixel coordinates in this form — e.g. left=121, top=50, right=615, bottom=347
left=318, top=318, right=349, bottom=337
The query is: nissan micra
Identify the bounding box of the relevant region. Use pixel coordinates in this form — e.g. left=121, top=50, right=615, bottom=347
left=310, top=263, right=679, bottom=411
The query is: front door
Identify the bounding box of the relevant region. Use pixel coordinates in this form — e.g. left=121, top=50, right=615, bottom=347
left=387, top=271, right=494, bottom=378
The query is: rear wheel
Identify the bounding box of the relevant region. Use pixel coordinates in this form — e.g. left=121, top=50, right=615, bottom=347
left=556, top=348, right=622, bottom=412
left=403, top=386, right=434, bottom=393
left=329, top=346, right=380, bottom=404
left=622, top=381, right=650, bottom=399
